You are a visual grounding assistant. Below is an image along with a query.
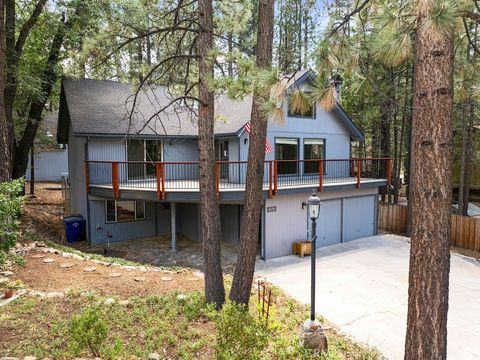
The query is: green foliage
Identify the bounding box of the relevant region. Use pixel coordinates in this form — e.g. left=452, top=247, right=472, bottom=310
left=0, top=179, right=25, bottom=267
left=69, top=305, right=108, bottom=357
left=211, top=301, right=269, bottom=360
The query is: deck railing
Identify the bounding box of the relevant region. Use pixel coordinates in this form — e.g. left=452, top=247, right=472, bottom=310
left=85, top=158, right=391, bottom=199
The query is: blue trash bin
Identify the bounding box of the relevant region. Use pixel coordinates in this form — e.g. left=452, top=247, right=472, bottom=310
left=64, top=215, right=86, bottom=243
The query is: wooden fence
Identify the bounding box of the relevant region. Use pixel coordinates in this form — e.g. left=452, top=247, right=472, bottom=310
left=379, top=202, right=480, bottom=253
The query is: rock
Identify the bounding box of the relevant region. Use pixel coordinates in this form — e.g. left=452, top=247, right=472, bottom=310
left=176, top=294, right=187, bottom=302
left=24, top=356, right=37, bottom=360
left=138, top=266, right=147, bottom=272
left=109, top=272, right=122, bottom=278
left=122, top=265, right=137, bottom=271
left=59, top=263, right=75, bottom=269
left=0, top=271, right=13, bottom=277
left=43, top=258, right=55, bottom=264
left=0, top=276, right=9, bottom=284
left=133, top=276, right=146, bottom=282
left=299, top=321, right=328, bottom=353
left=119, top=300, right=130, bottom=306
left=83, top=267, right=97, bottom=273
left=46, top=292, right=65, bottom=298
left=31, top=254, right=45, bottom=259
left=162, top=269, right=174, bottom=274
left=35, top=242, right=46, bottom=247
left=104, top=298, right=115, bottom=305
left=28, top=290, right=46, bottom=298
left=148, top=353, right=160, bottom=360
left=161, top=277, right=173, bottom=282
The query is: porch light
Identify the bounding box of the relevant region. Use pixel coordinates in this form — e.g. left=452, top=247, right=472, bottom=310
left=307, top=192, right=321, bottom=220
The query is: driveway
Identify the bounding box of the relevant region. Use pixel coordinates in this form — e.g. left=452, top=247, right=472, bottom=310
left=255, top=235, right=480, bottom=360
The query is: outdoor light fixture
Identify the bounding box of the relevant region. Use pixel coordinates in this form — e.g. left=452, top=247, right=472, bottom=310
left=300, top=192, right=327, bottom=352
left=307, top=192, right=321, bottom=220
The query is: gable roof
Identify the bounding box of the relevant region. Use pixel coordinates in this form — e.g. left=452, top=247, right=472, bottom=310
left=57, top=74, right=364, bottom=143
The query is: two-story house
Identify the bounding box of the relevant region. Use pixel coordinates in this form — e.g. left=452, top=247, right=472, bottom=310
left=57, top=70, right=390, bottom=260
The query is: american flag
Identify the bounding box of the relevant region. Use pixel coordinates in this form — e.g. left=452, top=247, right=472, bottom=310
left=244, top=122, right=273, bottom=155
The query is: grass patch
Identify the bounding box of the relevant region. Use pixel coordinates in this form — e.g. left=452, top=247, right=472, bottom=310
left=0, top=286, right=381, bottom=359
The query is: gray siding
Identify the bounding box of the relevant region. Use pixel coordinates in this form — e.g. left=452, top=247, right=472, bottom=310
left=264, top=188, right=378, bottom=259
left=68, top=129, right=87, bottom=219
left=163, top=139, right=198, bottom=161
left=221, top=204, right=239, bottom=245
left=26, top=149, right=68, bottom=182
left=178, top=203, right=199, bottom=241
left=156, top=203, right=172, bottom=236
left=88, top=199, right=157, bottom=244
left=88, top=137, right=126, bottom=184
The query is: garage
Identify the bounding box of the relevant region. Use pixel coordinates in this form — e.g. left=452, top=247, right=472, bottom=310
left=314, top=199, right=342, bottom=247
left=343, top=196, right=376, bottom=241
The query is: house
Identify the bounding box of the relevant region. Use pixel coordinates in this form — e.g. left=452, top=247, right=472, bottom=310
left=26, top=112, right=68, bottom=182
left=57, top=70, right=390, bottom=260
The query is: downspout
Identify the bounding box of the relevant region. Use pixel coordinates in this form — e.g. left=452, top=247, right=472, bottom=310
left=85, top=137, right=92, bottom=245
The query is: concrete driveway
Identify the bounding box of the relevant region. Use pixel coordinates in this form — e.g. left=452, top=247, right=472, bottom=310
left=255, top=235, right=480, bottom=359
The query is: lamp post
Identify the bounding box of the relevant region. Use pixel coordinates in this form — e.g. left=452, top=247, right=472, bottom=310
left=300, top=192, right=327, bottom=352
left=307, top=192, right=321, bottom=324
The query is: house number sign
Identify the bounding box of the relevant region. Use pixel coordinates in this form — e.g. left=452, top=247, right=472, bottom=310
left=267, top=206, right=276, bottom=213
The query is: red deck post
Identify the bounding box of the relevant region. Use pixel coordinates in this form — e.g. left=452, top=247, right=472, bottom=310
left=356, top=159, right=361, bottom=189
left=84, top=161, right=90, bottom=194
left=112, top=162, right=120, bottom=198
left=156, top=163, right=163, bottom=200
left=161, top=163, right=166, bottom=199
left=268, top=161, right=273, bottom=199
left=318, top=160, right=324, bottom=192
left=273, top=161, right=278, bottom=195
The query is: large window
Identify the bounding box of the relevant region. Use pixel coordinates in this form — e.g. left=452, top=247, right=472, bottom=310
left=287, top=94, right=315, bottom=118
left=304, top=139, right=325, bottom=174
left=127, top=140, right=162, bottom=179
left=275, top=138, right=298, bottom=175
left=105, top=200, right=145, bottom=223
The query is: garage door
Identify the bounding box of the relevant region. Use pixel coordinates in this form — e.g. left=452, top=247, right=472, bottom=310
left=343, top=196, right=376, bottom=241
left=315, top=199, right=342, bottom=247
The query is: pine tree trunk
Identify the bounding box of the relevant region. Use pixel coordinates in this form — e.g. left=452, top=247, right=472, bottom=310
left=229, top=0, right=274, bottom=306
left=0, top=0, right=10, bottom=182
left=404, top=13, right=454, bottom=360
left=197, top=0, right=225, bottom=309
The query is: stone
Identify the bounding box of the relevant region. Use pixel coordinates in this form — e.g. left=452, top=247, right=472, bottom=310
left=299, top=320, right=328, bottom=353
left=104, top=298, right=115, bottom=306
left=0, top=271, right=13, bottom=277
left=176, top=294, right=187, bottom=302
left=148, top=353, right=160, bottom=360
left=46, top=292, right=64, bottom=298
left=24, top=356, right=37, bottom=360
left=138, top=266, right=147, bottom=272
left=31, top=254, right=45, bottom=259
left=83, top=267, right=97, bottom=273
left=43, top=258, right=55, bottom=263
left=133, top=276, right=146, bottom=282
left=59, top=263, right=75, bottom=269
left=35, top=242, right=46, bottom=247
left=161, top=277, right=173, bottom=282
left=119, top=299, right=130, bottom=306
left=109, top=272, right=122, bottom=278
left=122, top=265, right=137, bottom=271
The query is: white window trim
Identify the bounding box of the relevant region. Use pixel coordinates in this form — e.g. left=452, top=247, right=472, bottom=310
left=105, top=200, right=146, bottom=224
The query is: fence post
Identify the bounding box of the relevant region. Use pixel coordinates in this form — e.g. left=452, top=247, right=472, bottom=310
left=356, top=159, right=361, bottom=189
left=156, top=163, right=162, bottom=200
left=318, top=160, right=323, bottom=192
left=84, top=161, right=90, bottom=194
left=112, top=162, right=120, bottom=198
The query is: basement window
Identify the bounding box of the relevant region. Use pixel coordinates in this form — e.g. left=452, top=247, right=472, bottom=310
left=105, top=200, right=146, bottom=223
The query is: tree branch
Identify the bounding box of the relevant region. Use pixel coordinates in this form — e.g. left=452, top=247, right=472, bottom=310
left=329, top=0, right=371, bottom=37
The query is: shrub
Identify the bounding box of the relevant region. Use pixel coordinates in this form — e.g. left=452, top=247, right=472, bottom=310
left=213, top=301, right=270, bottom=360
left=69, top=305, right=108, bottom=357
left=0, top=179, right=25, bottom=266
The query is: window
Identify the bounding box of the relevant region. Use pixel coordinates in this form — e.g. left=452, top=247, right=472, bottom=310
left=304, top=139, right=325, bottom=174
left=287, top=94, right=315, bottom=118
left=275, top=138, right=298, bottom=175
left=127, top=140, right=163, bottom=179
left=105, top=200, right=146, bottom=223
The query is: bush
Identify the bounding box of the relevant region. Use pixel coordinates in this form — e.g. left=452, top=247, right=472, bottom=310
left=0, top=179, right=25, bottom=266
left=213, top=301, right=270, bottom=360
left=69, top=305, right=108, bottom=357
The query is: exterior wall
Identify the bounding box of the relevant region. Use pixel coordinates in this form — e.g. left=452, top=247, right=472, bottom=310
left=178, top=203, right=200, bottom=241
left=156, top=203, right=172, bottom=236
left=68, top=129, right=87, bottom=218
left=264, top=188, right=378, bottom=259
left=221, top=204, right=239, bottom=245
left=26, top=148, right=68, bottom=182
left=88, top=199, right=157, bottom=244
left=88, top=137, right=127, bottom=184
left=163, top=139, right=198, bottom=161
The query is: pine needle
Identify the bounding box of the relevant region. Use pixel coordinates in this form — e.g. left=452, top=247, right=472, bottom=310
left=318, top=86, right=338, bottom=112
left=289, top=89, right=311, bottom=116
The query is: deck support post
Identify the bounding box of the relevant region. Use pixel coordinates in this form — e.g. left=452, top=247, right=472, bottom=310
left=318, top=160, right=323, bottom=192
left=171, top=202, right=176, bottom=252
left=356, top=159, right=361, bottom=189
left=112, top=162, right=120, bottom=198
left=84, top=160, right=90, bottom=194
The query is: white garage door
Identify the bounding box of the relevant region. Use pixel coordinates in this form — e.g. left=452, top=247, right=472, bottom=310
left=343, top=196, right=376, bottom=241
